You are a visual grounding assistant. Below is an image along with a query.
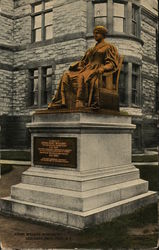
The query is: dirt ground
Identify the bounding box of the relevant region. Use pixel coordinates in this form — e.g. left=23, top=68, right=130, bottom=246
left=0, top=166, right=158, bottom=249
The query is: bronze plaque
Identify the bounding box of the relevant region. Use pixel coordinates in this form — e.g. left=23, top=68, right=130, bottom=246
left=34, top=137, right=77, bottom=168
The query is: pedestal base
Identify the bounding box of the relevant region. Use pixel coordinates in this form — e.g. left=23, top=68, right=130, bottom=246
left=0, top=112, right=157, bottom=229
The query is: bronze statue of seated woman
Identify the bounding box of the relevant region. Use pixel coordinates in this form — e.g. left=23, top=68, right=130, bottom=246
left=48, top=26, right=123, bottom=111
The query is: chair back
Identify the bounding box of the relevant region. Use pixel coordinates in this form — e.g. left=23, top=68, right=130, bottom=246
left=101, top=55, right=124, bottom=94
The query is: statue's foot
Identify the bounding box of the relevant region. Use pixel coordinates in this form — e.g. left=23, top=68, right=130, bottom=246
left=91, top=102, right=100, bottom=110
left=75, top=100, right=85, bottom=109
left=48, top=102, right=67, bottom=109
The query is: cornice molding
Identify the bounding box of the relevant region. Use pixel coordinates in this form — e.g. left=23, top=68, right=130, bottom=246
left=141, top=7, right=158, bottom=22
left=86, top=33, right=144, bottom=46
left=0, top=32, right=86, bottom=52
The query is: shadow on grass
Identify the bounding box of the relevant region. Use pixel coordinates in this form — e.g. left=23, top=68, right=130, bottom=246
left=65, top=203, right=158, bottom=249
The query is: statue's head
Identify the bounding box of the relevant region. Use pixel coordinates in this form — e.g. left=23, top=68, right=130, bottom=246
left=93, top=26, right=108, bottom=39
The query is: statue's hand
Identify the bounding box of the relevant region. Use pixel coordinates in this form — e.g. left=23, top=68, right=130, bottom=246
left=69, top=61, right=80, bottom=71
left=69, top=61, right=84, bottom=71
left=97, top=66, right=105, bottom=74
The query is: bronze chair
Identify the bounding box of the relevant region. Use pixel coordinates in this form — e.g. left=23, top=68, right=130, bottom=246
left=98, top=55, right=124, bottom=111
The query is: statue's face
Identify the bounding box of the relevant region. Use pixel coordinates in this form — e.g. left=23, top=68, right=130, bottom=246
left=93, top=31, right=104, bottom=42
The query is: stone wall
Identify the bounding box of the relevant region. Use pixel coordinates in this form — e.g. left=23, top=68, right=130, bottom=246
left=0, top=0, right=14, bottom=116
left=0, top=69, right=13, bottom=115
left=12, top=0, right=88, bottom=115
left=0, top=0, right=14, bottom=45
left=140, top=7, right=158, bottom=148
left=0, top=0, right=158, bottom=150
left=53, top=0, right=87, bottom=38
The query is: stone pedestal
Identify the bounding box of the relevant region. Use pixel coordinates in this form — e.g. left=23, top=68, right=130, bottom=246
left=0, top=111, right=157, bottom=229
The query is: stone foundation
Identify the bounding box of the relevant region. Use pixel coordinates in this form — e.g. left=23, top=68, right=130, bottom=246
left=0, top=111, right=157, bottom=229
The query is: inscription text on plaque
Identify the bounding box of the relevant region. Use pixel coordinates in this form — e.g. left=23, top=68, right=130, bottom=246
left=34, top=137, right=77, bottom=168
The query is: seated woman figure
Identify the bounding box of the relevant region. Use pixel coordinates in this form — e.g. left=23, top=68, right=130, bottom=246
left=48, top=26, right=119, bottom=109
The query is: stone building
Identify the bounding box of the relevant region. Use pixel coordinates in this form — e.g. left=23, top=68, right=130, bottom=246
left=0, top=0, right=158, bottom=152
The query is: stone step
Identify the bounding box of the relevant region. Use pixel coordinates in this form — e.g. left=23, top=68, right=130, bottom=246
left=11, top=179, right=148, bottom=212
left=0, top=191, right=157, bottom=229
left=22, top=168, right=139, bottom=191
left=23, top=164, right=136, bottom=179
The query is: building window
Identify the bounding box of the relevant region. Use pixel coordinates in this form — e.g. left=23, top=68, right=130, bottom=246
left=132, top=4, right=139, bottom=37
left=28, top=66, right=53, bottom=107
left=29, top=69, right=39, bottom=106
left=92, top=1, right=140, bottom=37
left=119, top=63, right=128, bottom=105
left=132, top=64, right=140, bottom=106
left=118, top=62, right=141, bottom=107
left=113, top=2, right=126, bottom=33
left=31, top=0, right=53, bottom=42
left=42, top=67, right=53, bottom=105
left=94, top=2, right=107, bottom=27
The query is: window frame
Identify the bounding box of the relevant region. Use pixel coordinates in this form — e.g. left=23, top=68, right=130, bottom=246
left=118, top=62, right=128, bottom=106
left=42, top=66, right=53, bottom=106
left=118, top=61, right=141, bottom=108
left=131, top=4, right=140, bottom=37
left=113, top=1, right=127, bottom=34
left=94, top=1, right=108, bottom=28
left=28, top=68, right=39, bottom=106
left=28, top=66, right=53, bottom=108
left=91, top=0, right=140, bottom=38
left=31, top=0, right=53, bottom=43
left=131, top=63, right=141, bottom=107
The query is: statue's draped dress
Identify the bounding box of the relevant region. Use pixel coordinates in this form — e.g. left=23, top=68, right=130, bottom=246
left=50, top=40, right=119, bottom=108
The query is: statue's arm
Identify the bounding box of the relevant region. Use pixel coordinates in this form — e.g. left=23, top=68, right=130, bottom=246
left=102, top=45, right=119, bottom=72
left=69, top=48, right=90, bottom=71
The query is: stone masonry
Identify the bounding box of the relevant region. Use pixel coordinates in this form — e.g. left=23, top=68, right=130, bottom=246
left=0, top=0, right=158, bottom=150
